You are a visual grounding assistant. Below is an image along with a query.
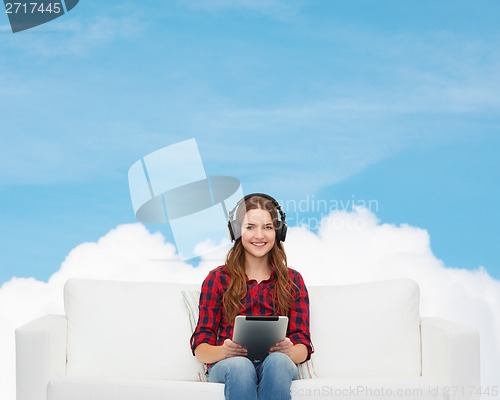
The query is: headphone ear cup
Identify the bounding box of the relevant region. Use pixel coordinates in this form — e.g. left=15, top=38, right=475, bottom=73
left=278, top=222, right=287, bottom=242
left=227, top=221, right=234, bottom=241
left=228, top=220, right=240, bottom=242
left=274, top=221, right=287, bottom=242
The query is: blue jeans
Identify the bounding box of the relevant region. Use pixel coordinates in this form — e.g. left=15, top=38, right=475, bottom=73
left=208, top=352, right=298, bottom=400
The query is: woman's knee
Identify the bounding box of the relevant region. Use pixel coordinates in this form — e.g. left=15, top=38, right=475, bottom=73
left=264, top=352, right=293, bottom=367
left=262, top=352, right=298, bottom=379
left=209, top=356, right=256, bottom=383
left=224, top=356, right=256, bottom=374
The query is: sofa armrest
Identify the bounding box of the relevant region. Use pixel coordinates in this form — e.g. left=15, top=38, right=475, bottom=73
left=421, top=317, right=480, bottom=400
left=16, top=315, right=67, bottom=400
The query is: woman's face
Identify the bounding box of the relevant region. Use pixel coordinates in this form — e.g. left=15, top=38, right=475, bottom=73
left=240, top=208, right=276, bottom=260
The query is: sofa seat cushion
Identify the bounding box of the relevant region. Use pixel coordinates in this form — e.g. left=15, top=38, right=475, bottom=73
left=48, top=376, right=444, bottom=400
left=48, top=377, right=224, bottom=400
left=291, top=377, right=444, bottom=400
left=308, top=279, right=421, bottom=378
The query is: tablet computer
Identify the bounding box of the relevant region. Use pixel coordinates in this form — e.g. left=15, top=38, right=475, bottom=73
left=232, top=315, right=289, bottom=361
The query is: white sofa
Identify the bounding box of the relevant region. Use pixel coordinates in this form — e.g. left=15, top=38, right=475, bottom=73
left=16, top=278, right=480, bottom=400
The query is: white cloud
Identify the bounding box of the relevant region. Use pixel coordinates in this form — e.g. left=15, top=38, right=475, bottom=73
left=1, top=211, right=499, bottom=399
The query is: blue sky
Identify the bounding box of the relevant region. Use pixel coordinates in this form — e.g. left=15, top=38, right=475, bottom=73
left=1, top=0, right=499, bottom=283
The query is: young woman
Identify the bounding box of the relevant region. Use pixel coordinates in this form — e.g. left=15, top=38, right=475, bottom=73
left=190, top=193, right=313, bottom=400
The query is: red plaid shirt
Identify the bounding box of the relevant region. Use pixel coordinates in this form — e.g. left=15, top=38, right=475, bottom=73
left=190, top=265, right=314, bottom=362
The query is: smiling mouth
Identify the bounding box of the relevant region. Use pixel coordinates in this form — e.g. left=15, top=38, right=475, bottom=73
left=251, top=242, right=267, bottom=247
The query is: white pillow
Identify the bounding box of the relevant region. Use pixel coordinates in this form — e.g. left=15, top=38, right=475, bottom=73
left=64, top=279, right=200, bottom=381
left=309, top=279, right=421, bottom=378
left=181, top=289, right=209, bottom=382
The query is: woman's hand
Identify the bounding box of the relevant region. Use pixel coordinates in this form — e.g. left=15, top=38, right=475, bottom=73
left=269, top=337, right=293, bottom=357
left=221, top=339, right=248, bottom=359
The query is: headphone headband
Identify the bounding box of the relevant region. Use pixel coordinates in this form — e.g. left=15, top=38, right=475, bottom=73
left=227, top=193, right=287, bottom=242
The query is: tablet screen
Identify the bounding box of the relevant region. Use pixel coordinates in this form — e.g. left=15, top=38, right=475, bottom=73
left=232, top=315, right=289, bottom=361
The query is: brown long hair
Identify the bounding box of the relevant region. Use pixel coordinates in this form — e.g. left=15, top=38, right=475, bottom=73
left=222, top=195, right=297, bottom=323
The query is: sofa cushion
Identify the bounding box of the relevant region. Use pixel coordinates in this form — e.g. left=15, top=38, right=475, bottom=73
left=308, top=279, right=421, bottom=378
left=47, top=376, right=444, bottom=400
left=64, top=279, right=200, bottom=380
left=48, top=377, right=224, bottom=400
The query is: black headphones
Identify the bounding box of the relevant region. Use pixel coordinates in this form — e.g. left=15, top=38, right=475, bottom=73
left=227, top=193, right=287, bottom=242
